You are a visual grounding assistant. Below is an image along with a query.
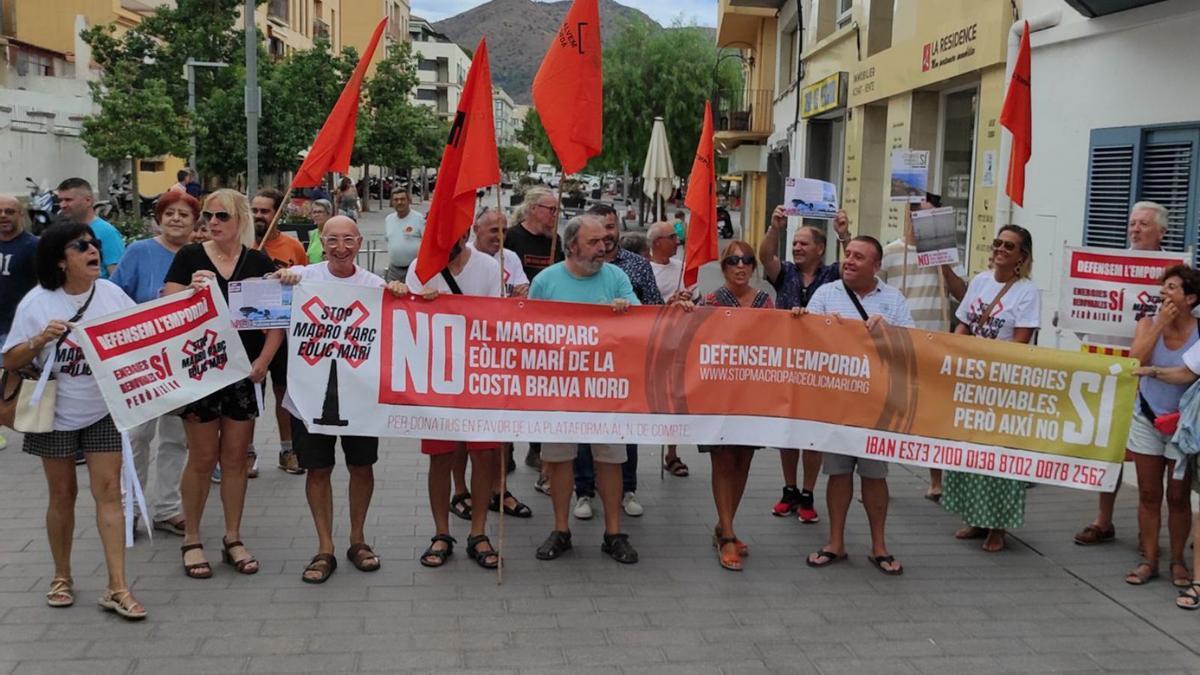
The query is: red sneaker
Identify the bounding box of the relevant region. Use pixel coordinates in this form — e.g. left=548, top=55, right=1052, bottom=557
left=772, top=486, right=801, bottom=517
left=796, top=490, right=819, bottom=524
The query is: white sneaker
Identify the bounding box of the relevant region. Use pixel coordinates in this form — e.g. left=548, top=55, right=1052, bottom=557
left=622, top=492, right=643, bottom=517
left=573, top=495, right=594, bottom=520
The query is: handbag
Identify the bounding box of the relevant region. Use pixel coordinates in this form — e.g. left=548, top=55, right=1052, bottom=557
left=2, top=285, right=96, bottom=434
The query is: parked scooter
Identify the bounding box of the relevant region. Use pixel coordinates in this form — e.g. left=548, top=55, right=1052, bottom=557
left=25, top=177, right=58, bottom=234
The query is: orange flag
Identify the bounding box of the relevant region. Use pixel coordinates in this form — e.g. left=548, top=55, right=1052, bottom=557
left=1000, top=20, right=1031, bottom=207
left=414, top=38, right=500, bottom=284
left=292, top=18, right=388, bottom=188
left=683, top=102, right=717, bottom=288
left=531, top=0, right=602, bottom=174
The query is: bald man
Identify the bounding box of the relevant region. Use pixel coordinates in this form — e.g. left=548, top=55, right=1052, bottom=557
left=274, top=216, right=397, bottom=582
left=0, top=195, right=36, bottom=450
left=472, top=207, right=529, bottom=297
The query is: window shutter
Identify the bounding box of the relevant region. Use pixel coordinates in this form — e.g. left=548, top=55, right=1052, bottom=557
left=1083, top=128, right=1138, bottom=249
left=1138, top=128, right=1198, bottom=261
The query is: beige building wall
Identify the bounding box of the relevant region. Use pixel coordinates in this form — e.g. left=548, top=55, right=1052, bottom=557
left=341, top=0, right=410, bottom=74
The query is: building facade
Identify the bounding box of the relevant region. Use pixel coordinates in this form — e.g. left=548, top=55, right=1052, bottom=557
left=494, top=87, right=517, bottom=147
left=409, top=16, right=471, bottom=120
left=341, top=0, right=410, bottom=73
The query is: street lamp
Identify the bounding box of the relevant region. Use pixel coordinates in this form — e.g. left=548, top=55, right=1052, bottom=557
left=183, top=59, right=229, bottom=170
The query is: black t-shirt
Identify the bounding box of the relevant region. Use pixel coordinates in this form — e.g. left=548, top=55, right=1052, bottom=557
left=165, top=243, right=276, bottom=360
left=0, top=231, right=39, bottom=336
left=505, top=223, right=564, bottom=280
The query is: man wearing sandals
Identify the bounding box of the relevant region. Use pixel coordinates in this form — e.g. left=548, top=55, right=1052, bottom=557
left=797, top=236, right=913, bottom=576
left=404, top=232, right=506, bottom=570
left=274, top=217, right=391, bottom=582
left=529, top=215, right=641, bottom=564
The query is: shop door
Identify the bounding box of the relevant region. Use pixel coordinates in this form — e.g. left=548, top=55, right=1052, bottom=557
left=939, top=88, right=978, bottom=265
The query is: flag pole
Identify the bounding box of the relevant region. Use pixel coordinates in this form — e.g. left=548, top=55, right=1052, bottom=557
left=495, top=184, right=505, bottom=586
left=900, top=204, right=911, bottom=294
left=548, top=177, right=566, bottom=264
left=256, top=183, right=296, bottom=251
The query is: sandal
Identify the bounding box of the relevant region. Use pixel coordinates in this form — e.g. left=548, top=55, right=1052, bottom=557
left=450, top=493, right=472, bottom=521
left=601, top=532, right=639, bottom=564
left=153, top=517, right=186, bottom=537
left=982, top=529, right=1007, bottom=553
left=221, top=538, right=260, bottom=575
left=713, top=526, right=748, bottom=556
left=466, top=534, right=500, bottom=569
left=1170, top=560, right=1190, bottom=588
left=924, top=488, right=942, bottom=503
left=715, top=537, right=742, bottom=571
left=46, top=577, right=74, bottom=607
left=346, top=543, right=381, bottom=572
left=181, top=543, right=213, bottom=579
left=955, top=526, right=987, bottom=540
left=420, top=534, right=456, bottom=568
left=664, top=456, right=689, bottom=477
left=1177, top=582, right=1200, bottom=610
left=1125, top=560, right=1159, bottom=585
left=806, top=549, right=847, bottom=568
left=98, top=588, right=147, bottom=621
left=868, top=554, right=904, bottom=576
left=1074, top=523, right=1115, bottom=545
left=536, top=530, right=572, bottom=560
left=489, top=491, right=532, bottom=518
left=302, top=553, right=337, bottom=584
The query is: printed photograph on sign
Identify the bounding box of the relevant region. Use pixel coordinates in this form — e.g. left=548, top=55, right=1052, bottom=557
left=229, top=278, right=293, bottom=330
left=783, top=177, right=838, bottom=219
left=890, top=149, right=929, bottom=203
left=912, top=207, right=959, bottom=268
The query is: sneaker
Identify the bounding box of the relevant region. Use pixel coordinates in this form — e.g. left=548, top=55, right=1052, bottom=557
left=772, top=486, right=802, bottom=517
left=534, top=474, right=551, bottom=496
left=573, top=495, right=594, bottom=520
left=248, top=451, right=259, bottom=479
left=278, top=450, right=305, bottom=475
left=211, top=465, right=222, bottom=484
left=796, top=489, right=819, bottom=524
left=621, top=492, right=643, bottom=517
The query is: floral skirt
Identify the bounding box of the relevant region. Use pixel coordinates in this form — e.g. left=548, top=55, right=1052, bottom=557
left=942, top=471, right=1025, bottom=530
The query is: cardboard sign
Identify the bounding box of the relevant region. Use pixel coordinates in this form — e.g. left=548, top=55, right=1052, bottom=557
left=890, top=150, right=930, bottom=203
left=784, top=178, right=839, bottom=219
left=912, top=207, right=959, bottom=267
left=1059, top=247, right=1188, bottom=339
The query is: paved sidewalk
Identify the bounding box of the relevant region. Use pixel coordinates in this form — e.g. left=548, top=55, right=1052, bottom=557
left=0, top=415, right=1198, bottom=673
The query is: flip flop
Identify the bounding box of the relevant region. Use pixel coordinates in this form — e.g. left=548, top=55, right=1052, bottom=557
left=868, top=555, right=904, bottom=576
left=805, top=549, right=847, bottom=568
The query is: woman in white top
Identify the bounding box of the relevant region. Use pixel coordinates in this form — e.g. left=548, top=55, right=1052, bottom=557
left=942, top=224, right=1041, bottom=553
left=2, top=222, right=144, bottom=619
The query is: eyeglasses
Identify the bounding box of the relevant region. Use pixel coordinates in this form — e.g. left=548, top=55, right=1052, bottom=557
left=0, top=208, right=18, bottom=216
left=201, top=210, right=233, bottom=222
left=66, top=238, right=100, bottom=253
left=992, top=238, right=1018, bottom=252
left=534, top=204, right=559, bottom=214
left=321, top=236, right=361, bottom=248
left=722, top=254, right=756, bottom=267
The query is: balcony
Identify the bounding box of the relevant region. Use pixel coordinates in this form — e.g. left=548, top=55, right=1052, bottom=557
left=313, top=18, right=330, bottom=41
left=717, top=0, right=776, bottom=47
left=715, top=88, right=773, bottom=149
left=267, top=0, right=289, bottom=24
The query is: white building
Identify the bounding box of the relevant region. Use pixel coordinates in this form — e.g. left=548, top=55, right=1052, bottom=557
left=1016, top=0, right=1200, bottom=348
left=408, top=16, right=471, bottom=120
left=493, top=86, right=516, bottom=147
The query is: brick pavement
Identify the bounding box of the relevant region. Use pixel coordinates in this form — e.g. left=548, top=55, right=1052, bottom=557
left=0, top=414, right=1199, bottom=673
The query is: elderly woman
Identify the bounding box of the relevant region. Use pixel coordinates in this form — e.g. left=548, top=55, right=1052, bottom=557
left=696, top=240, right=772, bottom=571
left=305, top=198, right=333, bottom=263
left=2, top=222, right=144, bottom=619
left=943, top=225, right=1041, bottom=552
left=1120, top=265, right=1199, bottom=587
left=163, top=189, right=283, bottom=579
left=111, top=190, right=199, bottom=536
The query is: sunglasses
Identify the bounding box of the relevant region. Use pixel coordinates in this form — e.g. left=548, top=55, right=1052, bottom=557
left=66, top=238, right=101, bottom=253
left=992, top=238, right=1018, bottom=252
left=723, top=254, right=756, bottom=267
left=201, top=210, right=233, bottom=222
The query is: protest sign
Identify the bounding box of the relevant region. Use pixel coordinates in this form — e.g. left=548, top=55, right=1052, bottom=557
left=76, top=284, right=252, bottom=431
left=288, top=281, right=1137, bottom=491
left=783, top=178, right=838, bottom=219
left=912, top=207, right=959, bottom=267
left=1059, top=247, right=1187, bottom=340
left=229, top=278, right=292, bottom=329
left=890, top=150, right=929, bottom=202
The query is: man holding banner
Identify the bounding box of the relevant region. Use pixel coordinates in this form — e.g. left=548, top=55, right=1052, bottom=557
left=529, top=215, right=641, bottom=564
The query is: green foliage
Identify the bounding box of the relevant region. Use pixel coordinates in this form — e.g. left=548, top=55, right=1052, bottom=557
left=498, top=145, right=530, bottom=173
left=515, top=110, right=555, bottom=168
left=359, top=42, right=447, bottom=170
left=81, top=62, right=189, bottom=161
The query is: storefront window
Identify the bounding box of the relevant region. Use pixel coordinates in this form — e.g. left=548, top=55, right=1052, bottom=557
left=940, top=88, right=977, bottom=265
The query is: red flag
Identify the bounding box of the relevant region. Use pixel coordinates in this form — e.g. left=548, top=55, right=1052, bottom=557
left=1000, top=20, right=1031, bottom=207
left=683, top=102, right=717, bottom=288
left=414, top=38, right=500, bottom=284
left=292, top=18, right=387, bottom=188
left=531, top=0, right=602, bottom=174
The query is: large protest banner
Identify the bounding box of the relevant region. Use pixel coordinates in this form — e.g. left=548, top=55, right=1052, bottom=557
left=288, top=281, right=1137, bottom=491
left=76, top=284, right=252, bottom=431
left=1059, top=246, right=1187, bottom=339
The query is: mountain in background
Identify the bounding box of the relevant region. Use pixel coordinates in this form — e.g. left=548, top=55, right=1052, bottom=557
left=431, top=0, right=659, bottom=105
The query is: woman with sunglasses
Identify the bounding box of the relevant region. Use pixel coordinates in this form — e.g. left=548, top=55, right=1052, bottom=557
left=696, top=241, right=772, bottom=570
left=2, top=222, right=144, bottom=619
left=305, top=198, right=334, bottom=263
left=942, top=225, right=1040, bottom=552
left=111, top=190, right=200, bottom=537
left=163, top=189, right=283, bottom=579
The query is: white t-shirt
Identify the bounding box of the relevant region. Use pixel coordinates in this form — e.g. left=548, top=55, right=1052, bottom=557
left=493, top=248, right=529, bottom=296
left=650, top=258, right=692, bottom=299
left=406, top=248, right=502, bottom=298
left=286, top=261, right=385, bottom=288
left=2, top=280, right=135, bottom=431
left=955, top=273, right=1041, bottom=341
left=385, top=211, right=426, bottom=268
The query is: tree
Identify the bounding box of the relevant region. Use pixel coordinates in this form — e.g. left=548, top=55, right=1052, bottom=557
left=360, top=42, right=431, bottom=171
left=498, top=145, right=530, bottom=173
left=515, top=110, right=554, bottom=167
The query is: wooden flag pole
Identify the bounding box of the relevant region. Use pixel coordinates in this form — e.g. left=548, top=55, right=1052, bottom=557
left=547, top=178, right=567, bottom=264
left=495, top=185, right=505, bottom=585
left=255, top=183, right=295, bottom=251
left=900, top=204, right=912, bottom=295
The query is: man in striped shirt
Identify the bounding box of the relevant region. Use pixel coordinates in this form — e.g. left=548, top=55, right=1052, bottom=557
left=878, top=194, right=966, bottom=501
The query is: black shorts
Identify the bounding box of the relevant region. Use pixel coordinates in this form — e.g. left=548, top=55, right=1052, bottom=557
left=269, top=348, right=287, bottom=390
left=23, top=415, right=122, bottom=459
left=290, top=416, right=378, bottom=470
left=178, top=379, right=259, bottom=423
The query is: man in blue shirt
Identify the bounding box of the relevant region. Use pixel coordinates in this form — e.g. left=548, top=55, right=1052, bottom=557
left=529, top=214, right=641, bottom=564
left=56, top=177, right=126, bottom=278
left=0, top=194, right=38, bottom=451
